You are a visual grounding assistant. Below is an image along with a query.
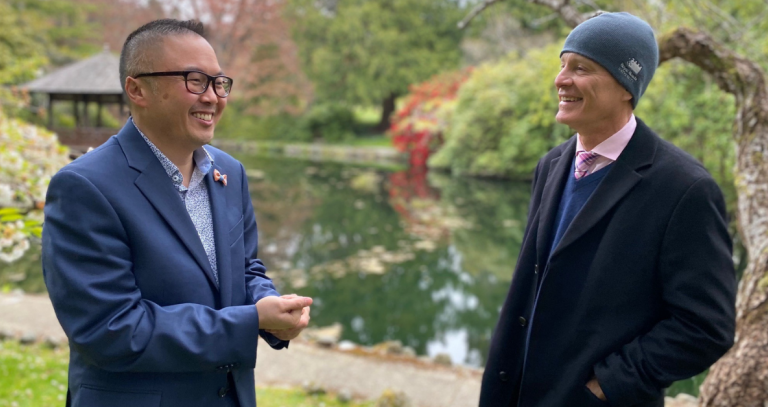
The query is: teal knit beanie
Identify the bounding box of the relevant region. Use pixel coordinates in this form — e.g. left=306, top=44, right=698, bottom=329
left=561, top=12, right=659, bottom=109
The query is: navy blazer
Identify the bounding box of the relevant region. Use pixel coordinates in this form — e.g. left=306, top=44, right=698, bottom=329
left=479, top=119, right=736, bottom=407
left=42, top=121, right=284, bottom=407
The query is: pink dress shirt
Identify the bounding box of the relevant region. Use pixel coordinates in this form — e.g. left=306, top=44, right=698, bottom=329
left=575, top=115, right=636, bottom=175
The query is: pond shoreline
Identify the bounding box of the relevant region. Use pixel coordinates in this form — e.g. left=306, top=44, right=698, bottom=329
left=211, top=139, right=405, bottom=167
left=0, top=293, right=697, bottom=407
left=0, top=292, right=481, bottom=407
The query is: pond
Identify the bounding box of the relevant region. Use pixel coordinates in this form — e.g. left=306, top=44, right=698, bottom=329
left=0, top=154, right=531, bottom=368
left=236, top=154, right=532, bottom=368
left=0, top=154, right=706, bottom=394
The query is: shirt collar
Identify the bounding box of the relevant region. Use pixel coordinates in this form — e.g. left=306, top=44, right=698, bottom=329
left=131, top=118, right=214, bottom=180
left=576, top=114, right=636, bottom=161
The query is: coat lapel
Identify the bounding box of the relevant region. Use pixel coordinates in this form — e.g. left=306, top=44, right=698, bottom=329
left=207, top=162, right=232, bottom=307
left=549, top=119, right=658, bottom=260
left=536, top=137, right=577, bottom=267
left=115, top=121, right=219, bottom=290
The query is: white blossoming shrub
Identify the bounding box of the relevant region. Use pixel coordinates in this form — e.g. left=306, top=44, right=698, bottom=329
left=0, top=109, right=70, bottom=262
left=0, top=216, right=33, bottom=263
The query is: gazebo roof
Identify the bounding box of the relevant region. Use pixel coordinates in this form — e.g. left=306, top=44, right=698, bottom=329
left=22, top=50, right=123, bottom=95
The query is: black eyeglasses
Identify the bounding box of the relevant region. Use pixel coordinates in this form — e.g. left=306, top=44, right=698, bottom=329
left=133, top=70, right=233, bottom=97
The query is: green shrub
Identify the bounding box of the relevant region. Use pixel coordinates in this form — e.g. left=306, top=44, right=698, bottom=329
left=636, top=60, right=736, bottom=207
left=215, top=102, right=310, bottom=142
left=429, top=41, right=737, bottom=199
left=216, top=102, right=358, bottom=143
left=428, top=43, right=571, bottom=179
left=302, top=103, right=356, bottom=142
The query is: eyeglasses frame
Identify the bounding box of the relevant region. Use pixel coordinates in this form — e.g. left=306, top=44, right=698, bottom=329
left=132, top=70, right=234, bottom=98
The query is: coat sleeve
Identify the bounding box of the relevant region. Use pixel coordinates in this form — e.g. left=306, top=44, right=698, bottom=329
left=594, top=177, right=737, bottom=406
left=42, top=169, right=262, bottom=373
left=237, top=164, right=289, bottom=349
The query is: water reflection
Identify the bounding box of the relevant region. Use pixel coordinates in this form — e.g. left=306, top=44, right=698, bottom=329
left=0, top=155, right=532, bottom=367
left=235, top=155, right=531, bottom=367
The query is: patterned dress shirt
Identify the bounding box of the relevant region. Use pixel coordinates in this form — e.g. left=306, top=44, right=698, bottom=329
left=132, top=119, right=219, bottom=287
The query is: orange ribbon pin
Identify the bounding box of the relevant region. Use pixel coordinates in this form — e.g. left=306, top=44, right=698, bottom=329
left=213, top=169, right=228, bottom=186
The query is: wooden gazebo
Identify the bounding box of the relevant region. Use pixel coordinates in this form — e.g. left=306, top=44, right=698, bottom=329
left=22, top=48, right=126, bottom=151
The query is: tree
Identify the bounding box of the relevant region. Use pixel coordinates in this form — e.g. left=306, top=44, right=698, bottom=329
left=462, top=1, right=768, bottom=405
left=85, top=0, right=311, bottom=115
left=82, top=0, right=167, bottom=53
left=1, top=0, right=99, bottom=87
left=182, top=0, right=313, bottom=115
left=286, top=0, right=466, bottom=130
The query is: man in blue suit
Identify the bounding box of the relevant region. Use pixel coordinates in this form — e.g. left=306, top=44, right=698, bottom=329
left=42, top=19, right=311, bottom=407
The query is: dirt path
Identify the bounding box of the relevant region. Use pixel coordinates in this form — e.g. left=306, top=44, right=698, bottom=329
left=0, top=293, right=481, bottom=407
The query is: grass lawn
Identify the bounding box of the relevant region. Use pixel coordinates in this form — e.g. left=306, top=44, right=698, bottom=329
left=257, top=387, right=373, bottom=407
left=2, top=338, right=701, bottom=406
left=0, top=340, right=68, bottom=407
left=0, top=340, right=371, bottom=407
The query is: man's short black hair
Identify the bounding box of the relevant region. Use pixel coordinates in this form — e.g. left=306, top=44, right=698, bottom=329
left=119, top=19, right=206, bottom=98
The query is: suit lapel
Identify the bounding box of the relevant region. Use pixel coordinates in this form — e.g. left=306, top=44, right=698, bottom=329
left=549, top=119, right=657, bottom=260
left=536, top=137, right=576, bottom=267
left=115, top=121, right=219, bottom=290
left=208, top=163, right=233, bottom=307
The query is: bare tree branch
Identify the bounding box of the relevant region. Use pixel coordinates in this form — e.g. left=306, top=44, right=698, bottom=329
left=459, top=0, right=603, bottom=30
left=528, top=0, right=588, bottom=28
left=575, top=0, right=600, bottom=11
left=658, top=27, right=767, bottom=107
left=457, top=0, right=504, bottom=30
left=530, top=12, right=560, bottom=28
left=699, top=0, right=741, bottom=33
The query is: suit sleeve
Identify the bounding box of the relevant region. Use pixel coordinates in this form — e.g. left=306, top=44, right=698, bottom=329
left=594, top=177, right=737, bottom=406
left=42, top=170, right=261, bottom=373
left=238, top=164, right=289, bottom=350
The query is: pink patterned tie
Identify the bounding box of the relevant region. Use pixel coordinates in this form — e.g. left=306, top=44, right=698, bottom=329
left=574, top=151, right=600, bottom=180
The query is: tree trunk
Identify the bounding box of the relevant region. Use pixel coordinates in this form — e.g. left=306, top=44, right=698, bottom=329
left=377, top=92, right=398, bottom=132
left=657, top=28, right=768, bottom=407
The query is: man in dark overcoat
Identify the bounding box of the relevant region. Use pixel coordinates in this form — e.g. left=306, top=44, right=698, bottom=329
left=479, top=12, right=737, bottom=407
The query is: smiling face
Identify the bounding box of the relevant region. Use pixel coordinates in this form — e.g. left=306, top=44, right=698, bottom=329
left=133, top=34, right=227, bottom=152
left=554, top=52, right=633, bottom=141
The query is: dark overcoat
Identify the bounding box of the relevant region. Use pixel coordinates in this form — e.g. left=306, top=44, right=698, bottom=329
left=479, top=118, right=737, bottom=407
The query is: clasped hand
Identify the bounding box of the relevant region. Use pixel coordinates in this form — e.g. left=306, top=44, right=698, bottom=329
left=255, top=294, right=312, bottom=341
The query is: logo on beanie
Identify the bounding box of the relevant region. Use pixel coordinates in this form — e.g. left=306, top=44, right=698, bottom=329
left=619, top=58, right=641, bottom=82
left=627, top=59, right=642, bottom=74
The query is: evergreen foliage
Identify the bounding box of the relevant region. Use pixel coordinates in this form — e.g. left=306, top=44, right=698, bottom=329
left=286, top=0, right=465, bottom=106
left=0, top=0, right=98, bottom=86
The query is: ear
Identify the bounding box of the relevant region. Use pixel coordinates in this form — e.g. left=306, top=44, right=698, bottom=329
left=621, top=88, right=633, bottom=102
left=125, top=77, right=150, bottom=108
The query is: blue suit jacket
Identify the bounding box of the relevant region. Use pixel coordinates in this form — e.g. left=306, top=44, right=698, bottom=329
left=42, top=121, right=285, bottom=407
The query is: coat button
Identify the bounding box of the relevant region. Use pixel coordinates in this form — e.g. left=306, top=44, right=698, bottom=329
left=218, top=387, right=228, bottom=398
left=534, top=264, right=539, bottom=274
left=519, top=316, right=527, bottom=327
left=499, top=371, right=509, bottom=382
